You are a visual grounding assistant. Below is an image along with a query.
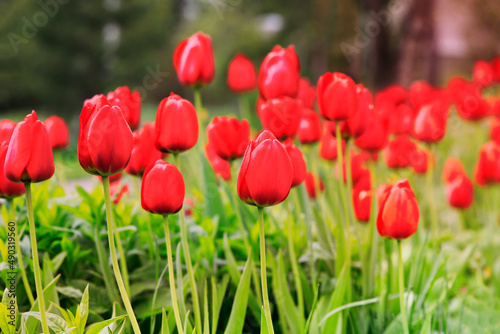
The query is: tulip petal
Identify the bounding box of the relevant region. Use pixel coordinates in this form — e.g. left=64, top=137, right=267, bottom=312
left=25, top=121, right=54, bottom=182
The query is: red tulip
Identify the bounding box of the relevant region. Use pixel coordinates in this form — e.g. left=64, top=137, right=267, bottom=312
left=354, top=109, right=389, bottom=152
left=78, top=95, right=133, bottom=176
left=317, top=72, right=358, bottom=121
left=389, top=103, right=415, bottom=135
left=297, top=108, right=322, bottom=145
left=297, top=78, right=316, bottom=109
left=442, top=157, right=467, bottom=183
left=0, top=142, right=25, bottom=198
left=375, top=84, right=407, bottom=108
left=111, top=182, right=129, bottom=205
left=5, top=111, right=54, bottom=183
left=409, top=81, right=433, bottom=111
left=446, top=174, right=474, bottom=209
left=107, top=86, right=141, bottom=131
left=227, top=53, right=257, bottom=93
left=384, top=134, right=417, bottom=169
left=44, top=115, right=70, bottom=150
left=141, top=160, right=185, bottom=215
left=376, top=179, right=419, bottom=239
left=126, top=123, right=164, bottom=176
left=173, top=32, right=215, bottom=87
left=448, top=77, right=490, bottom=121
left=305, top=172, right=325, bottom=199
left=492, top=56, right=500, bottom=82
left=283, top=139, right=307, bottom=187
left=472, top=60, right=494, bottom=87
left=352, top=175, right=372, bottom=223
left=409, top=147, right=431, bottom=174
left=412, top=100, right=449, bottom=143
left=259, top=96, right=301, bottom=140
left=0, top=119, right=16, bottom=144
left=207, top=116, right=250, bottom=160
left=489, top=115, right=500, bottom=145
left=338, top=150, right=370, bottom=185
left=474, top=141, right=500, bottom=186
left=205, top=142, right=231, bottom=182
left=375, top=183, right=392, bottom=207
left=319, top=129, right=345, bottom=161
left=155, top=93, right=198, bottom=153
left=344, top=84, right=372, bottom=138
left=237, top=130, right=293, bottom=207
left=258, top=45, right=300, bottom=100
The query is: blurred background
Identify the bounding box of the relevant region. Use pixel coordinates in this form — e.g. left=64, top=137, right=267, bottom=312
left=1, top=0, right=500, bottom=120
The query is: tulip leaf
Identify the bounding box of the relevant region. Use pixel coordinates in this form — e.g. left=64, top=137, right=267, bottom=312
left=84, top=315, right=127, bottom=334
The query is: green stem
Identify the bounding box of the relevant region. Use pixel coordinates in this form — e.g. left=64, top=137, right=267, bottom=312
left=397, top=240, right=410, bottom=334
left=102, top=176, right=142, bottom=334
left=174, top=154, right=202, bottom=334
left=425, top=158, right=439, bottom=249
left=194, top=88, right=205, bottom=147
left=163, top=215, right=184, bottom=334
left=258, top=207, right=275, bottom=334
left=344, top=139, right=356, bottom=226
left=336, top=123, right=352, bottom=245
left=113, top=218, right=130, bottom=295
left=25, top=183, right=49, bottom=334
left=8, top=199, right=35, bottom=305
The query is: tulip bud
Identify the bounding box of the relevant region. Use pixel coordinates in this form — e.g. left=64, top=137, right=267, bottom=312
left=297, top=78, right=316, bottom=109
left=205, top=142, right=231, bottom=182
left=0, top=142, right=25, bottom=198
left=354, top=110, right=389, bottom=152
left=173, top=32, right=215, bottom=87
left=317, top=72, right=358, bottom=121
left=237, top=130, right=293, bottom=207
left=141, top=160, right=185, bottom=215
left=5, top=111, right=55, bottom=183
left=207, top=116, right=250, bottom=160
left=78, top=95, right=133, bottom=176
left=0, top=119, right=16, bottom=144
left=107, top=86, right=141, bottom=131
left=305, top=172, right=325, bottom=199
left=352, top=174, right=372, bottom=223
left=126, top=123, right=164, bottom=176
left=283, top=139, right=307, bottom=187
left=412, top=100, right=449, bottom=143
left=227, top=53, right=257, bottom=93
left=259, top=96, right=301, bottom=141
left=45, top=115, right=70, bottom=150
left=409, top=147, right=431, bottom=174
left=297, top=108, right=322, bottom=145
left=376, top=179, right=419, bottom=239
left=474, top=141, right=500, bottom=186
left=155, top=93, right=199, bottom=153
left=446, top=174, right=474, bottom=209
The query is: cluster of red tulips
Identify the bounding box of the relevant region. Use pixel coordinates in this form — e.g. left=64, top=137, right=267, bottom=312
left=2, top=30, right=500, bottom=333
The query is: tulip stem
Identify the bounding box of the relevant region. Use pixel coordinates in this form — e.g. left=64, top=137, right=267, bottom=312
left=397, top=240, right=410, bottom=334
left=102, top=176, right=142, bottom=334
left=425, top=158, right=439, bottom=249
left=174, top=153, right=203, bottom=334
left=335, top=123, right=352, bottom=255
left=25, top=183, right=49, bottom=334
left=113, top=218, right=130, bottom=295
left=258, top=207, right=275, bottom=334
left=163, top=215, right=184, bottom=334
left=344, top=140, right=356, bottom=227
left=194, top=88, right=205, bottom=147
left=8, top=199, right=35, bottom=306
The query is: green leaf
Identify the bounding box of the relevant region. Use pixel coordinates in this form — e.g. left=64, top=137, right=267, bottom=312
left=25, top=274, right=61, bottom=333
left=203, top=282, right=209, bottom=334
left=276, top=251, right=302, bottom=332
left=223, top=255, right=252, bottom=334
left=84, top=315, right=127, bottom=334
left=0, top=302, right=14, bottom=334
left=160, top=308, right=170, bottom=334
left=222, top=234, right=241, bottom=285
left=302, top=284, right=319, bottom=334
left=211, top=275, right=229, bottom=334
left=24, top=311, right=69, bottom=333
left=79, top=285, right=90, bottom=332
left=419, top=315, right=432, bottom=334
left=321, top=263, right=349, bottom=334
left=261, top=306, right=269, bottom=334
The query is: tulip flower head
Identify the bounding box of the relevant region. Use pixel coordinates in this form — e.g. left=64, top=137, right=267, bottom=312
left=283, top=139, right=307, bottom=187
left=342, top=84, right=372, bottom=139
left=297, top=108, right=322, bottom=145
left=44, top=115, right=70, bottom=150
left=0, top=142, right=25, bottom=198
left=205, top=142, right=231, bottom=182
left=320, top=129, right=345, bottom=161
left=317, top=72, right=358, bottom=122
left=259, top=96, right=302, bottom=141
left=448, top=77, right=490, bottom=121
left=442, top=157, right=467, bottom=183
left=376, top=179, right=420, bottom=239
left=227, top=53, right=257, bottom=93
left=237, top=130, right=293, bottom=207
left=352, top=175, right=372, bottom=223
left=409, top=147, right=432, bottom=174
left=446, top=174, right=474, bottom=209
left=474, top=141, right=500, bottom=186
left=107, top=86, right=141, bottom=131
left=5, top=111, right=54, bottom=183
left=412, top=100, right=449, bottom=143
left=472, top=60, right=494, bottom=87
left=207, top=116, right=250, bottom=160
left=297, top=78, right=316, bottom=109
left=354, top=109, right=389, bottom=152
left=0, top=119, right=16, bottom=144
left=126, top=123, right=164, bottom=176
left=384, top=134, right=418, bottom=169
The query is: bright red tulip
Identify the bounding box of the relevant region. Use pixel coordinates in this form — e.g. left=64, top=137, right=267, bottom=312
left=409, top=81, right=433, bottom=111
left=173, top=32, right=215, bottom=87
left=305, top=172, right=325, bottom=199
left=375, top=84, right=407, bottom=108
left=141, top=160, right=185, bottom=215
left=448, top=77, right=490, bottom=121
left=474, top=141, right=500, bottom=186
left=409, top=147, right=431, bottom=174
left=446, top=174, right=474, bottom=209
left=442, top=157, right=467, bottom=183
left=384, top=134, right=417, bottom=169
left=283, top=139, right=307, bottom=187
left=376, top=179, right=419, bottom=239
left=0, top=142, right=25, bottom=198
left=5, top=111, right=54, bottom=183
left=259, top=96, right=301, bottom=140
left=297, top=108, right=322, bottom=145
left=354, top=110, right=389, bottom=152
left=297, top=78, right=316, bottom=109
left=207, top=116, right=250, bottom=160
left=375, top=183, right=392, bottom=207
left=412, top=100, right=449, bottom=143
left=317, top=72, right=358, bottom=121
left=237, top=130, right=293, bottom=207
left=78, top=95, right=133, bottom=176
left=227, top=53, right=257, bottom=93
left=352, top=176, right=372, bottom=222
left=344, top=84, right=372, bottom=138
left=44, top=115, right=70, bottom=150
left=389, top=103, right=415, bottom=135
left=258, top=45, right=300, bottom=100
left=126, top=123, right=163, bottom=176
left=489, top=115, right=500, bottom=145
left=472, top=60, right=494, bottom=87
left=205, top=142, right=231, bottom=182
left=107, top=86, right=141, bottom=131
left=0, top=119, right=16, bottom=144
left=319, top=129, right=345, bottom=161
left=492, top=56, right=500, bottom=82
left=155, top=93, right=198, bottom=153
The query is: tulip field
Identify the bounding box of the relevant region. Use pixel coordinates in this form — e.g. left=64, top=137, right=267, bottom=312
left=2, top=32, right=500, bottom=334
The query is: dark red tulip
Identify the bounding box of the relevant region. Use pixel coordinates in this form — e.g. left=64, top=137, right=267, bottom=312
left=0, top=142, right=25, bottom=198
left=205, top=142, right=231, bottom=182
left=344, top=84, right=372, bottom=139
left=384, top=134, right=417, bottom=169
left=297, top=78, right=316, bottom=109
left=305, top=172, right=325, bottom=199
left=376, top=179, right=419, bottom=239
left=78, top=95, right=133, bottom=176
left=155, top=93, right=198, bottom=153
left=44, top=115, right=70, bottom=150
left=354, top=109, right=389, bottom=152
left=409, top=81, right=433, bottom=111
left=173, top=32, right=215, bottom=87
left=474, top=141, right=500, bottom=186
left=237, top=130, right=293, bottom=207
left=409, top=147, right=431, bottom=174
left=389, top=103, right=415, bottom=135
left=448, top=77, right=490, bottom=121
left=446, top=173, right=474, bottom=209
left=5, top=111, right=54, bottom=183
left=317, top=72, right=358, bottom=122
left=207, top=116, right=250, bottom=160
left=472, top=60, right=494, bottom=87
left=126, top=123, right=163, bottom=176
left=259, top=96, right=301, bottom=140
left=352, top=175, right=372, bottom=223
left=141, top=160, right=185, bottom=215
left=258, top=45, right=300, bottom=100
left=227, top=53, right=257, bottom=93
left=283, top=139, right=307, bottom=187
left=107, top=86, right=141, bottom=131
left=297, top=108, right=322, bottom=145
left=442, top=157, right=467, bottom=183
left=319, top=129, right=345, bottom=161
left=0, top=119, right=16, bottom=144
left=412, top=100, right=449, bottom=143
